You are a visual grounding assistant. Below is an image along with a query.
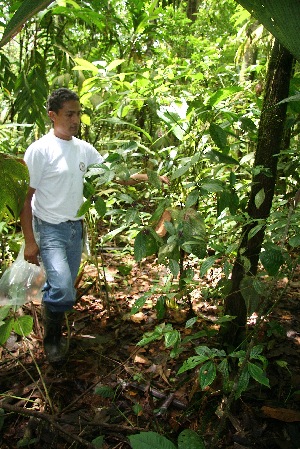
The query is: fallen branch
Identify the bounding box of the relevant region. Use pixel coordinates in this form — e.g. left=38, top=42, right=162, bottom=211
left=0, top=402, right=95, bottom=449
left=119, top=380, right=187, bottom=410
left=155, top=392, right=175, bottom=416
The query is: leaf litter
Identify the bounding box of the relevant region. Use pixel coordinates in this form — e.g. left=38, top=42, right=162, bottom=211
left=0, top=251, right=300, bottom=449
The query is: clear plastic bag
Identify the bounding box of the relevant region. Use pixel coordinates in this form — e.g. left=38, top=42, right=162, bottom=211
left=82, top=223, right=91, bottom=259
left=0, top=244, right=46, bottom=307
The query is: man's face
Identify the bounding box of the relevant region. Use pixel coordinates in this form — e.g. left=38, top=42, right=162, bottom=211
left=48, top=100, right=81, bottom=140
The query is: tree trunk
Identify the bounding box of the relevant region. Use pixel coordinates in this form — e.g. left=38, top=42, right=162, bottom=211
left=222, top=39, right=294, bottom=344
left=187, top=0, right=199, bottom=21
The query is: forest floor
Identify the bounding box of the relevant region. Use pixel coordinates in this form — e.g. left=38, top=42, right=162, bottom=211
left=1, top=248, right=300, bottom=449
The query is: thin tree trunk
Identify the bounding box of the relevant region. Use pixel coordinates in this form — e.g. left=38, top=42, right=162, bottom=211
left=222, top=39, right=294, bottom=343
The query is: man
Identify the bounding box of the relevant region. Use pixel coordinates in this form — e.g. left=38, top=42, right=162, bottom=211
left=20, top=88, right=168, bottom=364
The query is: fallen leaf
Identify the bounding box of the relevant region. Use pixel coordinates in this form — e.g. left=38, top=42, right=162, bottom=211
left=261, top=406, right=300, bottom=422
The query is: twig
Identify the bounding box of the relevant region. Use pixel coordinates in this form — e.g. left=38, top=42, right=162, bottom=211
left=155, top=392, right=175, bottom=416
left=0, top=402, right=95, bottom=448
left=119, top=380, right=187, bottom=410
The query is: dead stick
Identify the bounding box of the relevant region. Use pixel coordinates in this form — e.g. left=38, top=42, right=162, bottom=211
left=155, top=392, right=175, bottom=416
left=0, top=403, right=95, bottom=449
left=120, top=380, right=187, bottom=410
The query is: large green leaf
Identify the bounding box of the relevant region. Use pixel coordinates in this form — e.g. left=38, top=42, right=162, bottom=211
left=199, top=360, right=217, bottom=390
left=247, top=362, right=270, bottom=388
left=0, top=155, right=29, bottom=220
left=129, top=432, right=176, bottom=449
left=180, top=209, right=206, bottom=259
left=236, top=0, right=300, bottom=62
left=0, top=0, right=54, bottom=48
left=178, top=430, right=205, bottom=449
left=13, top=316, right=33, bottom=337
left=134, top=228, right=159, bottom=261
left=259, top=248, right=284, bottom=276
left=0, top=319, right=14, bottom=346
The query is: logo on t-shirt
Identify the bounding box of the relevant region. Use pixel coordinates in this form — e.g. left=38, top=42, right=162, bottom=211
left=79, top=162, right=86, bottom=172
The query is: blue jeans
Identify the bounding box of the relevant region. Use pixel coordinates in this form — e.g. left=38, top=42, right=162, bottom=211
left=34, top=217, right=83, bottom=313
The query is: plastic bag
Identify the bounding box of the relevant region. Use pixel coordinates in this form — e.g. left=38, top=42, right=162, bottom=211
left=0, top=244, right=46, bottom=307
left=82, top=223, right=91, bottom=259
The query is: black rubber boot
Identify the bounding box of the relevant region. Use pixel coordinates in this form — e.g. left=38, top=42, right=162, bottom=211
left=43, top=307, right=67, bottom=364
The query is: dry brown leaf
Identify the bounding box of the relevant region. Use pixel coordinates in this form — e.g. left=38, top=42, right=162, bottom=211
left=134, top=354, right=151, bottom=365
left=261, top=406, right=300, bottom=422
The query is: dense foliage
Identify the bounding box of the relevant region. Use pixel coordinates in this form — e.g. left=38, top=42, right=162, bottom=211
left=1, top=1, right=300, bottom=447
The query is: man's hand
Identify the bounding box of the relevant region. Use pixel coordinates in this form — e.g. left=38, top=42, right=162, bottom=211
left=24, top=241, right=40, bottom=266
left=159, top=175, right=170, bottom=185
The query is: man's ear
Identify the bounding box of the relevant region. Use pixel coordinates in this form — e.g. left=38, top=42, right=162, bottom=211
left=48, top=111, right=56, bottom=122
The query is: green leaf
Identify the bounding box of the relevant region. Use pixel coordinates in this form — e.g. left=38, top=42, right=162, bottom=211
left=248, top=223, right=265, bottom=240
left=132, top=403, right=143, bottom=416
left=209, top=123, right=228, bottom=150
left=178, top=429, right=205, bottom=449
left=250, top=345, right=264, bottom=359
left=134, top=229, right=159, bottom=262
left=236, top=0, right=300, bottom=63
left=130, top=292, right=151, bottom=315
left=83, top=181, right=96, bottom=199
left=254, top=188, right=265, bottom=209
left=181, top=209, right=206, bottom=258
left=185, top=317, right=198, bottom=328
left=260, top=248, right=284, bottom=276
left=0, top=0, right=54, bottom=48
left=154, top=296, right=166, bottom=320
left=177, top=355, right=210, bottom=375
left=13, top=316, right=33, bottom=336
left=201, top=179, right=224, bottom=193
left=73, top=58, right=99, bottom=75
left=217, top=359, right=229, bottom=381
left=247, top=362, right=270, bottom=388
left=170, top=163, right=191, bottom=181
left=208, top=87, right=242, bottom=107
left=92, top=436, right=105, bottom=448
left=77, top=199, right=92, bottom=217
left=215, top=315, right=236, bottom=324
left=234, top=367, right=250, bottom=399
left=186, top=190, right=200, bottom=208
left=146, top=169, right=162, bottom=189
left=205, top=149, right=239, bottom=165
left=137, top=329, right=163, bottom=346
left=0, top=155, right=29, bottom=220
left=94, top=385, right=115, bottom=399
left=169, top=259, right=180, bottom=277
left=106, top=59, right=126, bottom=72
left=199, top=361, right=216, bottom=390
left=218, top=190, right=239, bottom=215
left=240, top=276, right=260, bottom=316
left=0, top=306, right=11, bottom=321
left=288, top=234, right=300, bottom=248
left=100, top=117, right=152, bottom=142
left=164, top=330, right=180, bottom=348
left=0, top=319, right=14, bottom=346
left=199, top=255, right=218, bottom=276
left=125, top=208, right=140, bottom=225
left=94, top=197, right=107, bottom=217
left=129, top=431, right=176, bottom=449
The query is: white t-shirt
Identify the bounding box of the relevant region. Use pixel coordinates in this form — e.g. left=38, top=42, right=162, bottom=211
left=24, top=130, right=103, bottom=224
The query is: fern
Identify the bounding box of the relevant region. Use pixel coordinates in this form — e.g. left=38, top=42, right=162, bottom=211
left=0, top=154, right=29, bottom=221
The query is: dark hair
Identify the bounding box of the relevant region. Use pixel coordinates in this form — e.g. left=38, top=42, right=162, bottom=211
left=46, top=88, right=79, bottom=113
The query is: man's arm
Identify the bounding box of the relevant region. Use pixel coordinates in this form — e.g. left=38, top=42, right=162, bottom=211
left=20, top=187, right=40, bottom=265
left=116, top=173, right=169, bottom=186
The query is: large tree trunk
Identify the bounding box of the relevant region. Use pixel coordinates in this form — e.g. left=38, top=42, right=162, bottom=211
left=222, top=39, right=294, bottom=344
